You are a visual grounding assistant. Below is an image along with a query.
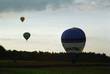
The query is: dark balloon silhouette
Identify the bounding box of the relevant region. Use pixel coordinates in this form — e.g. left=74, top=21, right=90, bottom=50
left=23, top=32, right=31, bottom=41
left=20, top=17, right=25, bottom=22
left=61, top=27, right=86, bottom=53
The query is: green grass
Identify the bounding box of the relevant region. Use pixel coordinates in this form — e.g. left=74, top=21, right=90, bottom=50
left=0, top=60, right=110, bottom=74
left=0, top=60, right=72, bottom=67
left=0, top=67, right=110, bottom=74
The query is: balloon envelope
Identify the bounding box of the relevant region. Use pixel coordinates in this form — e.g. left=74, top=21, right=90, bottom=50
left=20, top=17, right=25, bottom=22
left=23, top=32, right=31, bottom=41
left=61, top=28, right=86, bottom=53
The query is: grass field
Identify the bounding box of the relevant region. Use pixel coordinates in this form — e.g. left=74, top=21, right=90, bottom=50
left=0, top=60, right=110, bottom=74
left=0, top=67, right=110, bottom=74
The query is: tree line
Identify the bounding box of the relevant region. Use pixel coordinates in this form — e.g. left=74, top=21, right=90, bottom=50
left=0, top=45, right=110, bottom=63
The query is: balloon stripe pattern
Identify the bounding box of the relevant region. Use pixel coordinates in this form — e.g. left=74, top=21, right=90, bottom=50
left=61, top=28, right=86, bottom=53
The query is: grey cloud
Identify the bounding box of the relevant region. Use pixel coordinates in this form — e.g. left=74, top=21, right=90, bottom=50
left=0, top=0, right=73, bottom=12
left=74, top=0, right=110, bottom=10
left=0, top=0, right=110, bottom=12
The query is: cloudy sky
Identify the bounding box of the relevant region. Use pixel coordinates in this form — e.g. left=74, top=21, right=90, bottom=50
left=0, top=0, right=110, bottom=56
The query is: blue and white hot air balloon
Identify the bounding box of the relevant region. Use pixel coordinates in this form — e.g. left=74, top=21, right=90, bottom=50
left=61, top=27, right=86, bottom=53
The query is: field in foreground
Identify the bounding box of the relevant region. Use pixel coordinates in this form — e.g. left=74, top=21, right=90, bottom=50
left=0, top=67, right=110, bottom=74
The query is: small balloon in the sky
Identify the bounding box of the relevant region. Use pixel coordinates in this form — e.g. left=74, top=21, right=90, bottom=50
left=20, top=17, right=25, bottom=22
left=23, top=32, right=31, bottom=41
left=61, top=27, right=86, bottom=53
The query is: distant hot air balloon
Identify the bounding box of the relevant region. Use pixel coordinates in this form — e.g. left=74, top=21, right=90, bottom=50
left=61, top=27, right=86, bottom=53
left=20, top=17, right=25, bottom=22
left=23, top=32, right=31, bottom=41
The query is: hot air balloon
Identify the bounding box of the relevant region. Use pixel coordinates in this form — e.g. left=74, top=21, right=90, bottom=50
left=23, top=32, right=31, bottom=41
left=61, top=27, right=86, bottom=53
left=20, top=17, right=25, bottom=22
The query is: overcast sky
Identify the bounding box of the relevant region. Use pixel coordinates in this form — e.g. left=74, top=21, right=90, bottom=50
left=0, top=0, right=110, bottom=12
left=0, top=0, right=110, bottom=56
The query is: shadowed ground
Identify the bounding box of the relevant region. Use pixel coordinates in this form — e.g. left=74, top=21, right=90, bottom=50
left=0, top=67, right=110, bottom=74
